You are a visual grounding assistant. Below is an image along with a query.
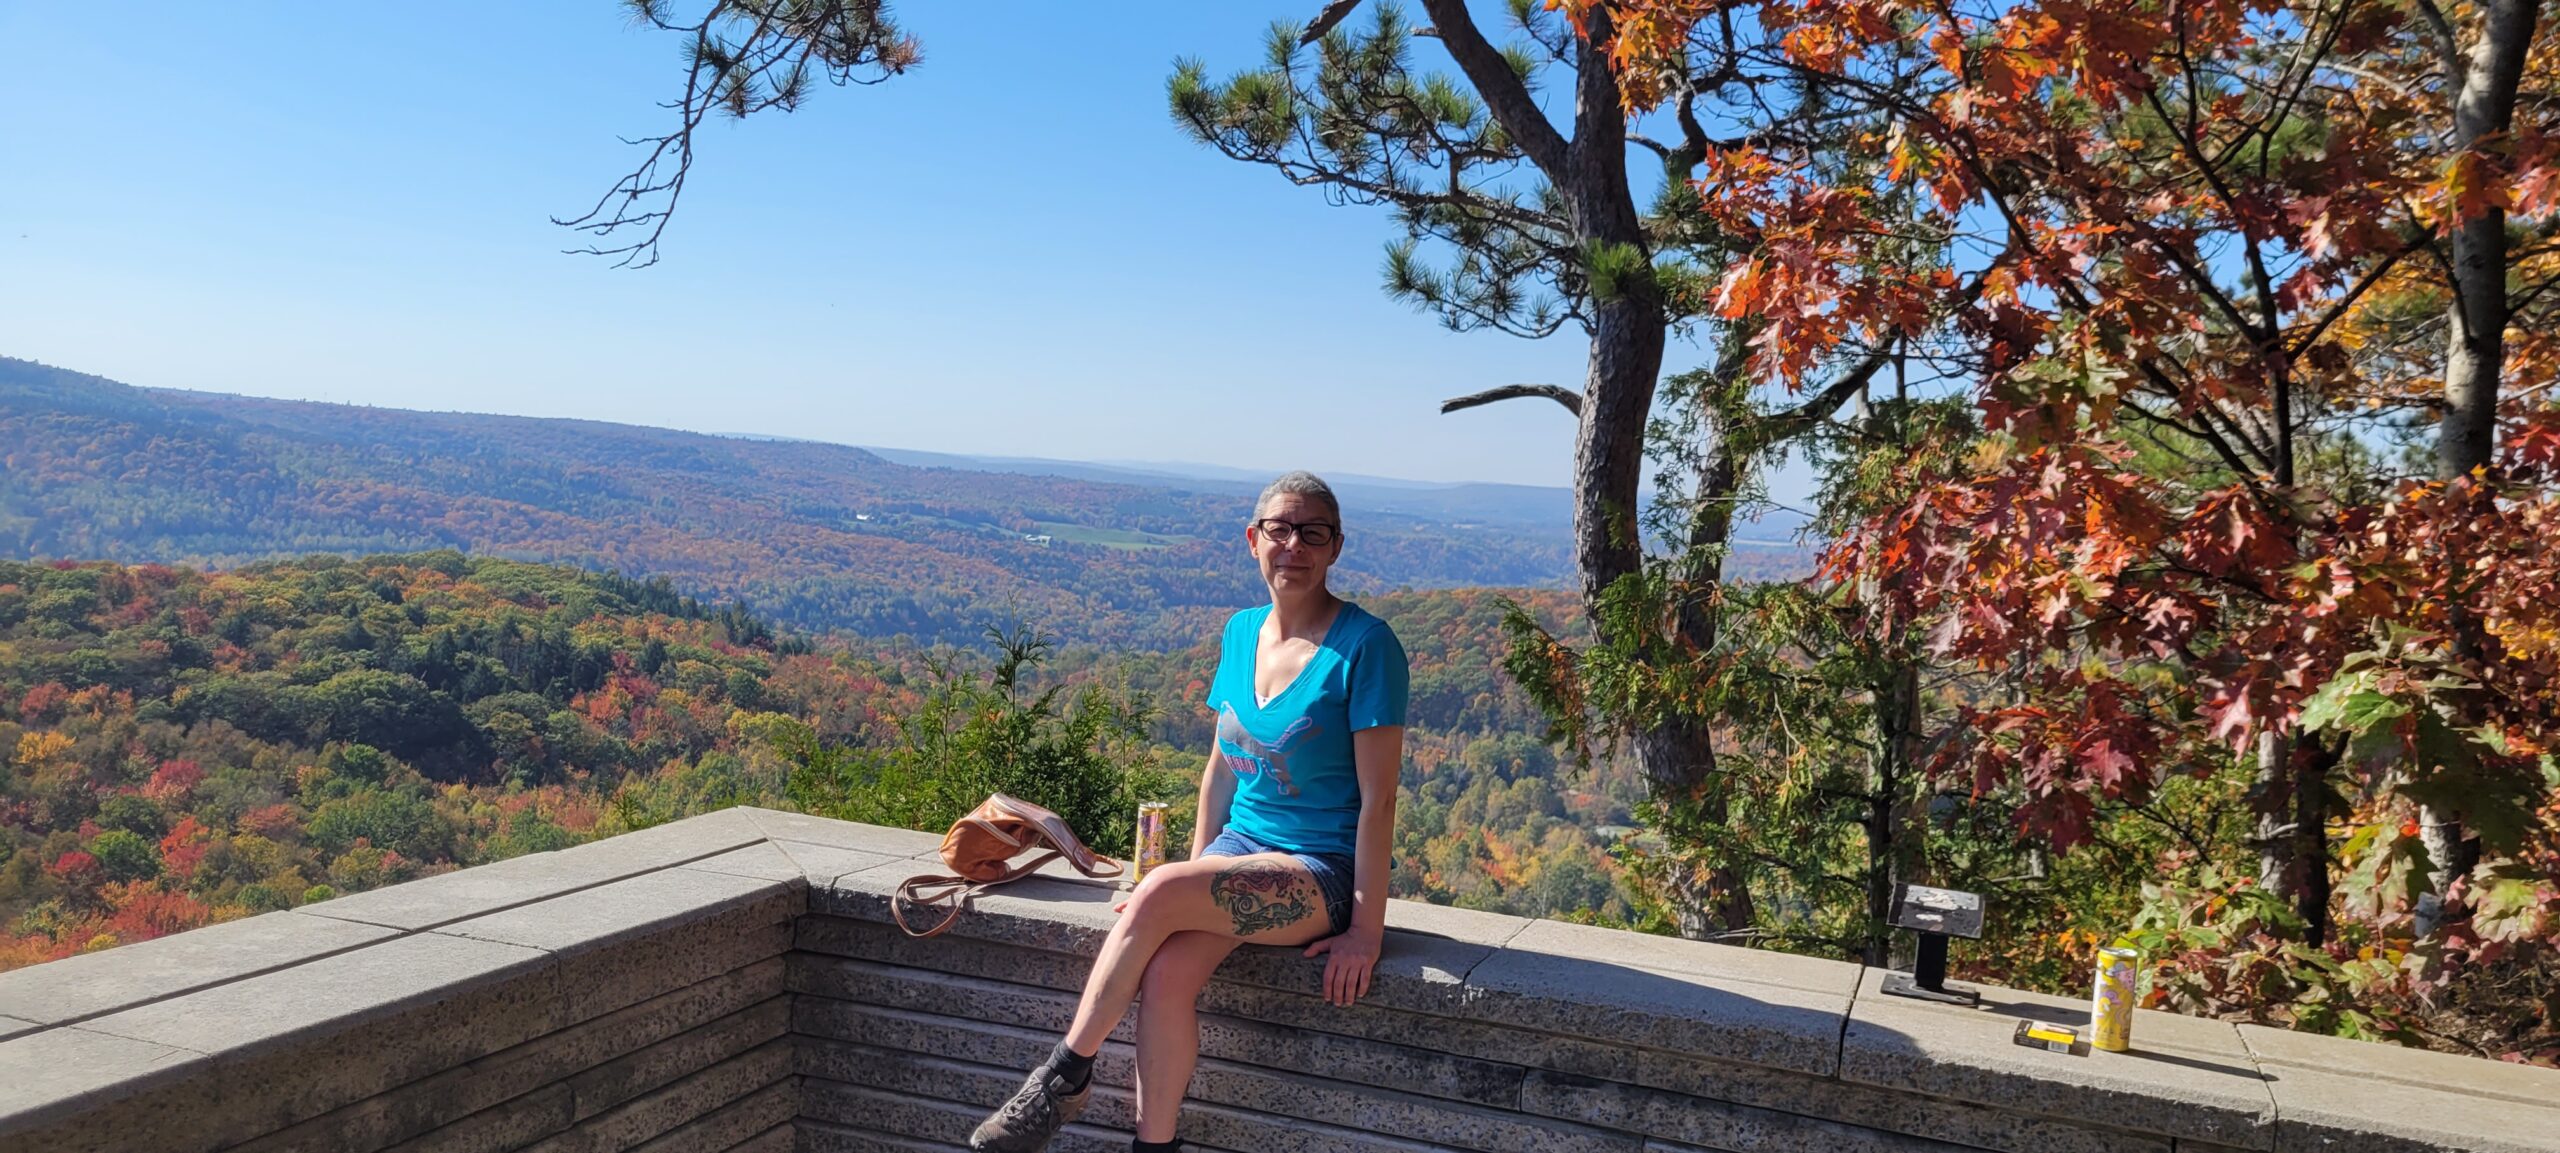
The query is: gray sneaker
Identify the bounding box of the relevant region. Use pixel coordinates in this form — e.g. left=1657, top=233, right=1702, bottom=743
left=968, top=1062, right=1090, bottom=1153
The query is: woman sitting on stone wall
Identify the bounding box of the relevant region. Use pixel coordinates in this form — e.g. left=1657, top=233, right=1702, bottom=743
left=969, top=471, right=1409, bottom=1153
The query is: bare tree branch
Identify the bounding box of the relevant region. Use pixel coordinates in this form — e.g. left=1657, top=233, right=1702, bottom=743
left=1299, top=0, right=1366, bottom=45
left=1440, top=383, right=1585, bottom=416
left=558, top=0, right=919, bottom=269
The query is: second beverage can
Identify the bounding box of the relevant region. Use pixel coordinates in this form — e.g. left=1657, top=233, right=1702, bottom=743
left=1132, top=801, right=1169, bottom=885
left=2090, top=945, right=2139, bottom=1052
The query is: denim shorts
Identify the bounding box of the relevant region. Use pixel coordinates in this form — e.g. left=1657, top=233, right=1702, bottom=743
left=1198, top=826, right=1354, bottom=937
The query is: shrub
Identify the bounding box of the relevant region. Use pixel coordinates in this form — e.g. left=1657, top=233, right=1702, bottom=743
left=86, top=830, right=160, bottom=883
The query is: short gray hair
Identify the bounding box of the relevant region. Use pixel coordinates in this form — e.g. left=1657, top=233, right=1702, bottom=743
left=1253, top=470, right=1341, bottom=523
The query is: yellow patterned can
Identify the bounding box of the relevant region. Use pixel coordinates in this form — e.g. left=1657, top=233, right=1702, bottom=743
left=2090, top=945, right=2139, bottom=1052
left=1133, top=802, right=1170, bottom=885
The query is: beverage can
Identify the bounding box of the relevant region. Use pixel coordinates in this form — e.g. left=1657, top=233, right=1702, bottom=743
left=1133, top=802, right=1169, bottom=885
left=2090, top=945, right=2139, bottom=1052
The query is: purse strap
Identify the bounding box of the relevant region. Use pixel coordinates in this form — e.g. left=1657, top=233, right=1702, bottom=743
left=891, top=847, right=1065, bottom=938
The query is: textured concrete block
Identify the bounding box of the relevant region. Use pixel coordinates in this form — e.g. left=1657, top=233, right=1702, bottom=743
left=302, top=808, right=766, bottom=931
left=438, top=868, right=797, bottom=1023
left=1085, top=1085, right=1470, bottom=1153
left=799, top=1080, right=987, bottom=1144
left=1510, top=919, right=1866, bottom=999
left=1519, top=1067, right=1969, bottom=1153
left=681, top=838, right=900, bottom=890
left=1840, top=966, right=2274, bottom=1150
left=28, top=933, right=560, bottom=1153
left=793, top=915, right=1094, bottom=993
left=771, top=839, right=905, bottom=885
left=798, top=1008, right=1066, bottom=1087
left=0, top=1017, right=38, bottom=1043
left=81, top=930, right=556, bottom=1059
left=1461, top=937, right=1854, bottom=1077
left=624, top=1081, right=795, bottom=1153
left=737, top=808, right=948, bottom=859
left=814, top=868, right=1493, bottom=1017
left=0, top=1026, right=202, bottom=1145
left=569, top=997, right=789, bottom=1121
left=1208, top=929, right=1489, bottom=1018
left=2236, top=1023, right=2560, bottom=1153
left=378, top=1082, right=574, bottom=1153
left=233, top=958, right=788, bottom=1153
left=791, top=956, right=1133, bottom=1045
left=801, top=1042, right=1027, bottom=1111
left=1190, top=975, right=1631, bottom=1082
left=795, top=1118, right=968, bottom=1153
left=802, top=1072, right=1453, bottom=1153
left=679, top=842, right=812, bottom=886
left=715, top=1121, right=797, bottom=1153
left=1192, top=1011, right=1522, bottom=1109
left=1182, top=1056, right=1634, bottom=1153
left=437, top=867, right=793, bottom=957
left=524, top=1039, right=791, bottom=1153
left=1382, top=899, right=1536, bottom=949
left=0, top=911, right=396, bottom=1029
left=803, top=1029, right=1600, bottom=1153
left=1632, top=1048, right=2169, bottom=1153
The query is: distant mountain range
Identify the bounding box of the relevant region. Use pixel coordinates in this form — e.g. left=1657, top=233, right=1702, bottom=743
left=0, top=357, right=1814, bottom=645
left=850, top=445, right=1587, bottom=531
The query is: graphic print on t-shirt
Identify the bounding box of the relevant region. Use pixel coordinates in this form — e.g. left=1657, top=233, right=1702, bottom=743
left=1217, top=704, right=1313, bottom=797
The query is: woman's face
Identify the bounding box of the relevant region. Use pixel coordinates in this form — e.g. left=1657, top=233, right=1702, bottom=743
left=1247, top=493, right=1343, bottom=598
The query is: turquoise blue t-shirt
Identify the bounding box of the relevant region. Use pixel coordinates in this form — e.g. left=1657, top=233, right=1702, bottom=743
left=1204, top=602, right=1408, bottom=858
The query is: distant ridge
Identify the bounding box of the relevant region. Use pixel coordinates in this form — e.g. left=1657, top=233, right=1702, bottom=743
left=853, top=445, right=1605, bottom=531
left=1, top=357, right=1659, bottom=646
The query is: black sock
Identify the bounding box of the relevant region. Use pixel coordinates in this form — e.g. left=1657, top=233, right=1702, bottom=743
left=1132, top=1140, right=1182, bottom=1153
left=1046, top=1041, right=1094, bottom=1091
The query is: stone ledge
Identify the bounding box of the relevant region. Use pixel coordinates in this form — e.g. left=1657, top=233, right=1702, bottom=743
left=1839, top=965, right=2276, bottom=1150
left=794, top=813, right=2560, bottom=1153
left=298, top=808, right=772, bottom=933
left=0, top=806, right=805, bottom=1152
left=0, top=910, right=398, bottom=1030
left=2237, top=1023, right=2560, bottom=1153
left=3, top=808, right=2556, bottom=1153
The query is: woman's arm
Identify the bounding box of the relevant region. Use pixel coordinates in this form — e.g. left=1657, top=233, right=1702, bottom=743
left=1190, top=749, right=1233, bottom=858
left=1309, top=723, right=1402, bottom=1006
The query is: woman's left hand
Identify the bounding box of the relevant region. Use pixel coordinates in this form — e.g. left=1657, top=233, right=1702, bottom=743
left=1303, top=925, right=1382, bottom=1006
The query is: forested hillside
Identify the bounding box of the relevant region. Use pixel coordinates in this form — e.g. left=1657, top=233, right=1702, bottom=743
left=0, top=555, right=1643, bottom=970
left=2, top=359, right=1813, bottom=647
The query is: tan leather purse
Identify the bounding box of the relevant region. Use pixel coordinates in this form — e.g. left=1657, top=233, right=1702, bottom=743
left=894, top=793, right=1124, bottom=937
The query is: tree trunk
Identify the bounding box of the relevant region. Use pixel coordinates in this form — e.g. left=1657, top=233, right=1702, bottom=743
left=2295, top=740, right=2333, bottom=945
left=2425, top=0, right=2537, bottom=896
left=1863, top=658, right=1927, bottom=964
left=2254, top=731, right=2295, bottom=895
left=1422, top=0, right=1753, bottom=938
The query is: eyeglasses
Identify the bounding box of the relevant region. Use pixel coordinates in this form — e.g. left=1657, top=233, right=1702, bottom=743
left=1251, top=518, right=1339, bottom=547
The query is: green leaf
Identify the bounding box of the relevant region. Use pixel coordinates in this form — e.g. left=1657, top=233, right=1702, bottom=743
left=2470, top=866, right=2550, bottom=943
left=2298, top=674, right=2402, bottom=736
left=2400, top=712, right=2538, bottom=854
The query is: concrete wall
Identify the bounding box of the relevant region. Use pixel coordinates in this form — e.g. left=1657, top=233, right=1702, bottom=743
left=0, top=808, right=808, bottom=1153
left=6, top=807, right=2557, bottom=1153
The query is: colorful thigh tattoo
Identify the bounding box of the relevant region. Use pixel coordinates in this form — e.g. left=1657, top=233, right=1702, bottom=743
left=1209, top=859, right=1315, bottom=937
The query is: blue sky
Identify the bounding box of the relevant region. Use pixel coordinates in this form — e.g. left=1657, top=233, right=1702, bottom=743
left=0, top=3, right=1796, bottom=493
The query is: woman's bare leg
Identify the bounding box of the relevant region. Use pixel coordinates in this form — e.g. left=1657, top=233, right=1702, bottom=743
left=1060, top=853, right=1328, bottom=1055
left=1131, top=931, right=1241, bottom=1142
